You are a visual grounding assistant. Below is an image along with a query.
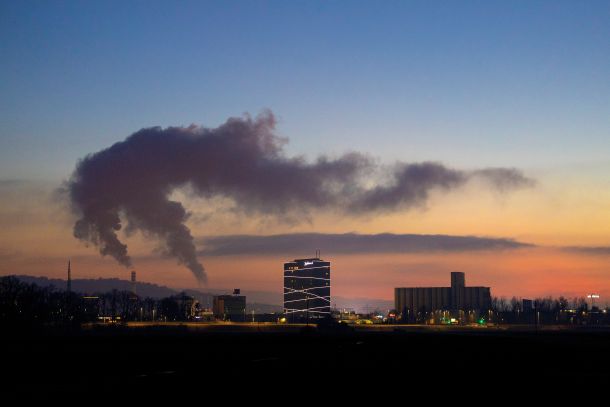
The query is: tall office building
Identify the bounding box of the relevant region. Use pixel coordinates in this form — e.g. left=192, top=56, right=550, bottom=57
left=284, top=257, right=331, bottom=322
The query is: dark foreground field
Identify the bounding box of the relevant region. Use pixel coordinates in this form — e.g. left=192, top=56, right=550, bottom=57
left=3, top=324, right=609, bottom=400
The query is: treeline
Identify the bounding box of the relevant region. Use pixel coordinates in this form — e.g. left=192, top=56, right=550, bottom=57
left=491, top=296, right=590, bottom=313
left=491, top=295, right=608, bottom=325
left=0, top=276, right=203, bottom=329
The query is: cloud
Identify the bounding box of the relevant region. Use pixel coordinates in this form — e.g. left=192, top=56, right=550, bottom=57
left=561, top=246, right=610, bottom=256
left=198, top=233, right=533, bottom=256
left=66, top=110, right=533, bottom=284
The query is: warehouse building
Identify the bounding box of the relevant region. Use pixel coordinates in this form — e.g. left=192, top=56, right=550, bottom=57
left=395, top=272, right=491, bottom=323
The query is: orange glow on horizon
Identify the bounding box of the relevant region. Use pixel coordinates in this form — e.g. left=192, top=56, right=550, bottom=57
left=2, top=248, right=608, bottom=307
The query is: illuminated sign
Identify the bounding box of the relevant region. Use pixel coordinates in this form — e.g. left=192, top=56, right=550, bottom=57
left=303, top=261, right=314, bottom=266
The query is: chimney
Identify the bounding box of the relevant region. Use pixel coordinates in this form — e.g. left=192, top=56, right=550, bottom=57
left=67, top=260, right=72, bottom=293
left=131, top=270, right=137, bottom=297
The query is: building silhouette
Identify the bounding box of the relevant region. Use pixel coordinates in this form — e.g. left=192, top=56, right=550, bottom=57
left=130, top=270, right=137, bottom=298
left=284, top=257, right=331, bottom=322
left=212, top=289, right=246, bottom=321
left=395, top=272, right=491, bottom=323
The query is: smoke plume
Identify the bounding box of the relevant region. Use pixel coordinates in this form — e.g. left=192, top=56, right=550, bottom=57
left=68, top=111, right=532, bottom=284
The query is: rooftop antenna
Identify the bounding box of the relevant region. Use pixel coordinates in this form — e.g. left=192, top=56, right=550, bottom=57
left=315, top=249, right=320, bottom=259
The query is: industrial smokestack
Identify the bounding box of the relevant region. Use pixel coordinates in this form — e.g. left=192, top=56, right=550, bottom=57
left=131, top=270, right=136, bottom=297
left=67, top=259, right=72, bottom=294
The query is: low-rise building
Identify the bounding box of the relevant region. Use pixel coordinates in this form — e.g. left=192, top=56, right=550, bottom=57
left=213, top=289, right=246, bottom=321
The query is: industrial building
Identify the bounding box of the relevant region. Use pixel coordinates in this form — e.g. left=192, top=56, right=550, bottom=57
left=284, top=257, right=331, bottom=322
left=395, top=272, right=491, bottom=323
left=212, top=289, right=246, bottom=321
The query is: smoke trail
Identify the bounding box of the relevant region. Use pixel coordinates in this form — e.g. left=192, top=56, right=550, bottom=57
left=67, top=111, right=532, bottom=284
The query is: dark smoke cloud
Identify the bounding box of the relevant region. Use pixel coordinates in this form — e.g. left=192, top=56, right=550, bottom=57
left=348, top=163, right=467, bottom=213
left=348, top=164, right=534, bottom=213
left=471, top=168, right=536, bottom=191
left=198, top=233, right=533, bottom=257
left=68, top=111, right=533, bottom=284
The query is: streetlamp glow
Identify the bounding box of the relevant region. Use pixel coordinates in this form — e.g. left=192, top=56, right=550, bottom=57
left=587, top=294, right=600, bottom=308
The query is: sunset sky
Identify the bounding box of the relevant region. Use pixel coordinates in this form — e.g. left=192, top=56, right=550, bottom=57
left=1, top=1, right=609, bottom=305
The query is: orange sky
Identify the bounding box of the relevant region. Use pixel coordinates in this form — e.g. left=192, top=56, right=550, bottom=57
left=1, top=248, right=608, bottom=305
left=1, top=171, right=609, bottom=305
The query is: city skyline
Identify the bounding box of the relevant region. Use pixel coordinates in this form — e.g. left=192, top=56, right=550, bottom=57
left=1, top=1, right=609, bottom=303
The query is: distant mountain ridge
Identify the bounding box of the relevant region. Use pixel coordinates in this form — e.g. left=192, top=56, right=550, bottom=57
left=9, top=275, right=393, bottom=313
left=10, top=275, right=284, bottom=313
left=13, top=275, right=176, bottom=298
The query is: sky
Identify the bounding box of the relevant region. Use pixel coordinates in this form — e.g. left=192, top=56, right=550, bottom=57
left=1, top=1, right=609, bottom=306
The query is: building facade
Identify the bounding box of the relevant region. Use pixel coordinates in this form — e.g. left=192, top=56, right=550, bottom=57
left=284, top=258, right=331, bottom=322
left=213, top=290, right=246, bottom=321
left=395, top=272, right=491, bottom=322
